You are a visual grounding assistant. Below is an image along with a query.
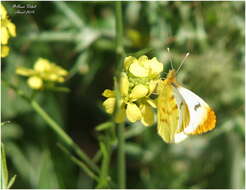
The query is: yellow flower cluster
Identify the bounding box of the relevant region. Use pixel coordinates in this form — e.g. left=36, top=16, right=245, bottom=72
left=0, top=3, right=16, bottom=58
left=16, top=58, right=68, bottom=90
left=102, top=55, right=163, bottom=126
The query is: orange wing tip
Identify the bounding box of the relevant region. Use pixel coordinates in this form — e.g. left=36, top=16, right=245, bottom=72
left=190, top=108, right=216, bottom=135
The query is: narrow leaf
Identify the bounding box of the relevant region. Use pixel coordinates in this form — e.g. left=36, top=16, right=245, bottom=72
left=7, top=175, right=16, bottom=189
left=96, top=122, right=114, bottom=131
left=1, top=143, right=8, bottom=189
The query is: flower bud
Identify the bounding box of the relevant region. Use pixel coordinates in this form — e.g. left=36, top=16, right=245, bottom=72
left=27, top=76, right=43, bottom=90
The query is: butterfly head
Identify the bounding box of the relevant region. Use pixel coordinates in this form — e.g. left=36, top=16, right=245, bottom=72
left=164, top=69, right=177, bottom=85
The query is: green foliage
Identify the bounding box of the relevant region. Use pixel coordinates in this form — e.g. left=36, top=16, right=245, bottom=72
left=1, top=1, right=244, bottom=189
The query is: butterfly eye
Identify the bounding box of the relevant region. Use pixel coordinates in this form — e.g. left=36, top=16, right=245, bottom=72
left=150, top=93, right=158, bottom=99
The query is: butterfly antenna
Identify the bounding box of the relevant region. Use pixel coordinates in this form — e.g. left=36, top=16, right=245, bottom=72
left=176, top=52, right=190, bottom=74
left=162, top=71, right=168, bottom=75
left=167, top=48, right=174, bottom=70
left=160, top=76, right=167, bottom=80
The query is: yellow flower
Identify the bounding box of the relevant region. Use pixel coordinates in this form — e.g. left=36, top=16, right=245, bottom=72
left=0, top=3, right=16, bottom=58
left=102, top=55, right=163, bottom=126
left=16, top=57, right=68, bottom=90
left=127, top=55, right=163, bottom=78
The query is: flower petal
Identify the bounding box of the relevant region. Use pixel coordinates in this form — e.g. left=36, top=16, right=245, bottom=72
left=102, top=89, right=115, bottom=98
left=1, top=27, right=9, bottom=44
left=126, top=103, right=142, bottom=122
left=138, top=55, right=148, bottom=65
left=146, top=98, right=157, bottom=108
left=16, top=67, right=35, bottom=76
left=120, top=72, right=129, bottom=96
left=34, top=58, right=51, bottom=72
left=140, top=103, right=154, bottom=126
left=124, top=56, right=137, bottom=71
left=129, top=61, right=148, bottom=77
left=1, top=45, right=9, bottom=57
left=7, top=21, right=16, bottom=37
left=0, top=4, right=7, bottom=19
left=129, top=84, right=148, bottom=100
left=102, top=97, right=115, bottom=114
left=148, top=80, right=158, bottom=95
left=149, top=57, right=163, bottom=76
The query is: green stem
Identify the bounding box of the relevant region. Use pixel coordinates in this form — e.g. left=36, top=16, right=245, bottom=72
left=115, top=2, right=126, bottom=188
left=117, top=123, right=126, bottom=188
left=2, top=80, right=99, bottom=176
left=30, top=100, right=99, bottom=174
left=115, top=1, right=125, bottom=77
left=57, top=143, right=99, bottom=182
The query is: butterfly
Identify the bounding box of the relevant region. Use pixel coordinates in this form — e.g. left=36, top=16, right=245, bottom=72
left=157, top=57, right=216, bottom=143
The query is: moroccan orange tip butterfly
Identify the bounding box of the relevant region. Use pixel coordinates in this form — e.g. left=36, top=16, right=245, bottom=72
left=157, top=49, right=216, bottom=143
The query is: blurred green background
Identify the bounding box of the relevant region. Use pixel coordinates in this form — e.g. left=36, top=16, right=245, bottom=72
left=1, top=1, right=245, bottom=189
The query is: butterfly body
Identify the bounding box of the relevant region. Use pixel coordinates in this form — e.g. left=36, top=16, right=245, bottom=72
left=157, top=69, right=216, bottom=143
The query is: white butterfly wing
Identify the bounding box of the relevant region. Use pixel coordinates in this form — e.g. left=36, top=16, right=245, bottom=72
left=176, top=86, right=216, bottom=135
